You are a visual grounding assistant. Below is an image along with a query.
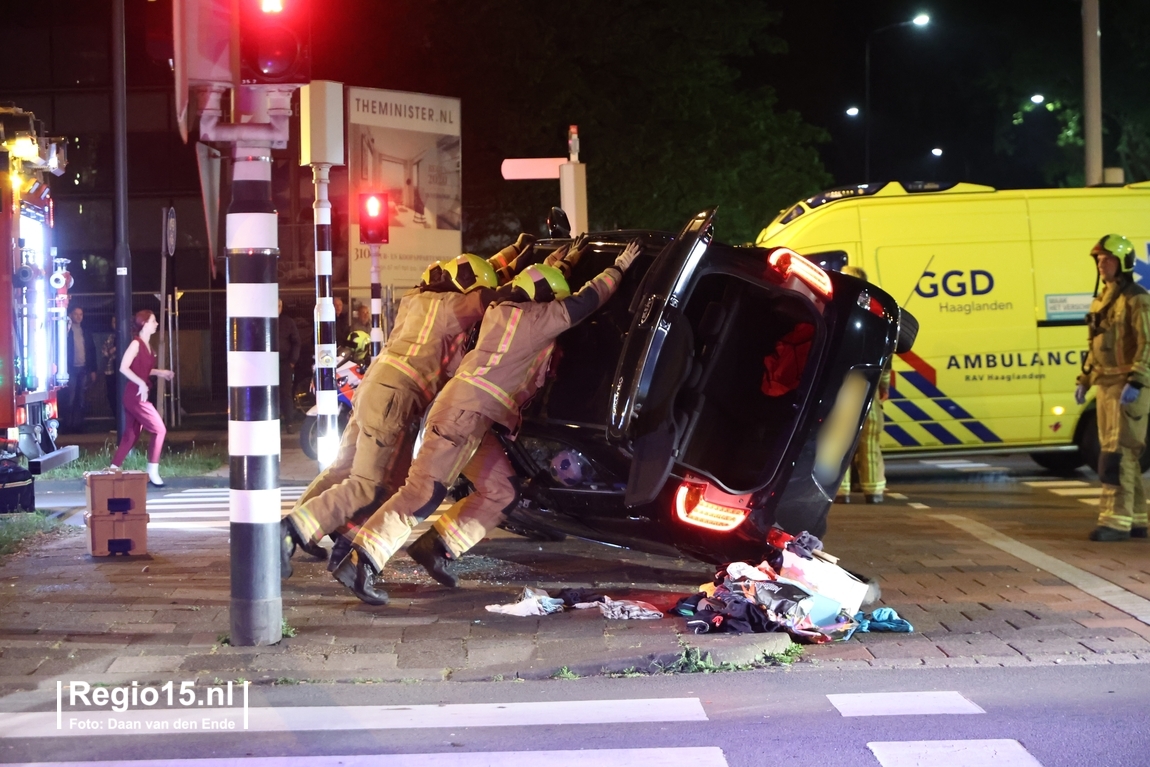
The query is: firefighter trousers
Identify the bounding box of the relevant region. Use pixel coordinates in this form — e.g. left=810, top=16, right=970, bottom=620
left=352, top=405, right=519, bottom=570
left=840, top=396, right=886, bottom=496
left=1095, top=382, right=1149, bottom=532
left=288, top=382, right=421, bottom=544
left=294, top=412, right=358, bottom=510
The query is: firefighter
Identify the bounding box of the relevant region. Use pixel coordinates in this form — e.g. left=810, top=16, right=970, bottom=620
left=836, top=265, right=889, bottom=504
left=281, top=238, right=542, bottom=576
left=1075, top=234, right=1150, bottom=542
left=333, top=240, right=643, bottom=605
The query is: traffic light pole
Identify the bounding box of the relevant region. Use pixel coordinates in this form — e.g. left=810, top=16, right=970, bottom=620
left=368, top=243, right=383, bottom=358
left=200, top=85, right=292, bottom=646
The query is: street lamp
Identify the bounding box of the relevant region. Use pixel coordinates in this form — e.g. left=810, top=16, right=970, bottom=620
left=865, top=12, right=932, bottom=180
left=846, top=106, right=860, bottom=117
left=1030, top=94, right=1045, bottom=104
left=931, top=147, right=943, bottom=157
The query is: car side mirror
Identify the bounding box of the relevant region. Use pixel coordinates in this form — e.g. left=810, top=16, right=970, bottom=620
left=547, top=207, right=571, bottom=239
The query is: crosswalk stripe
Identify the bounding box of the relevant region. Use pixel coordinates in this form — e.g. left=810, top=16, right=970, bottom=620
left=1, top=698, right=708, bottom=739
left=1049, top=487, right=1102, bottom=497
left=0, top=748, right=729, bottom=767
left=868, top=739, right=1042, bottom=767
left=1079, top=498, right=1101, bottom=506
left=827, top=691, right=984, bottom=717
left=148, top=522, right=229, bottom=530
left=907, top=502, right=930, bottom=509
left=1024, top=480, right=1088, bottom=487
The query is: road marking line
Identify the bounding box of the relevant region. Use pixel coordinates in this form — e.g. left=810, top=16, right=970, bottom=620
left=0, top=748, right=729, bottom=767
left=0, top=698, right=708, bottom=739
left=957, top=465, right=1007, bottom=472
left=868, top=739, right=1043, bottom=767
left=920, top=459, right=972, bottom=465
left=1048, top=487, right=1102, bottom=497
left=1024, top=480, right=1088, bottom=488
left=887, top=492, right=908, bottom=499
left=828, top=691, right=984, bottom=717
left=148, top=522, right=230, bottom=530
left=1079, top=499, right=1101, bottom=506
left=933, top=513, right=1150, bottom=625
left=907, top=502, right=930, bottom=509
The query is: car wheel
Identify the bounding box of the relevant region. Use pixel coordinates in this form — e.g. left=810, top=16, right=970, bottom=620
left=299, top=416, right=318, bottom=460
left=895, top=308, right=919, bottom=354
left=1029, top=450, right=1085, bottom=475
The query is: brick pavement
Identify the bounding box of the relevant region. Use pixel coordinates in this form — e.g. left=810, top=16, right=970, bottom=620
left=4, top=471, right=1150, bottom=690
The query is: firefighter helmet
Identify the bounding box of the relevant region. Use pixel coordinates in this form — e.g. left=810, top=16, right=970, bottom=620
left=420, top=261, right=443, bottom=287
left=511, top=264, right=570, bottom=302
left=1091, top=234, right=1137, bottom=273
left=443, top=253, right=498, bottom=294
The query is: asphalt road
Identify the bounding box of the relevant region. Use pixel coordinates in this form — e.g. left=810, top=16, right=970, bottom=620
left=0, top=664, right=1146, bottom=766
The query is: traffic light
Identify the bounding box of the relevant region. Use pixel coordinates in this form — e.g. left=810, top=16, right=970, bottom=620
left=359, top=193, right=389, bottom=244
left=238, top=0, right=310, bottom=85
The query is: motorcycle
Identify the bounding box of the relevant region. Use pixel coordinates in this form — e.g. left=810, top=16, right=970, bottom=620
left=298, top=337, right=369, bottom=460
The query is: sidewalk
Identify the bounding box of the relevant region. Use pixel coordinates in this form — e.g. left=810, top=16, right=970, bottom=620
left=4, top=468, right=1150, bottom=693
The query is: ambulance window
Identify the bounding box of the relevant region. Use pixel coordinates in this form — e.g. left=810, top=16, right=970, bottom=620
left=779, top=204, right=805, bottom=224
left=806, top=251, right=848, bottom=272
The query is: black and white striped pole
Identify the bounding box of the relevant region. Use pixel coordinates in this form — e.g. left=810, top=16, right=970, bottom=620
left=300, top=81, right=344, bottom=467
left=368, top=244, right=383, bottom=358
left=200, top=85, right=292, bottom=646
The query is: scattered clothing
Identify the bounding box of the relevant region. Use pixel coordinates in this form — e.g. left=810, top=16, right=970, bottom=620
left=557, top=588, right=605, bottom=606
left=588, top=597, right=662, bottom=620
left=853, top=607, right=914, bottom=633
left=485, top=587, right=564, bottom=616
left=761, top=323, right=814, bottom=397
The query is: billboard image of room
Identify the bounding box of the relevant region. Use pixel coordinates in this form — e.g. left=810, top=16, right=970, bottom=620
left=347, top=87, right=461, bottom=294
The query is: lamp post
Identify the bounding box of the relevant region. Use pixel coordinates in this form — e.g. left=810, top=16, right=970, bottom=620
left=865, top=13, right=930, bottom=181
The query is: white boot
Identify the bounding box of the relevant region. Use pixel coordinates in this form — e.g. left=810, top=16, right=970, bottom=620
left=146, top=462, right=164, bottom=487
left=108, top=464, right=120, bottom=471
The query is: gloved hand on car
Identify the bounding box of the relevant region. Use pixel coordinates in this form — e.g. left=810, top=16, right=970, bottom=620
left=1074, top=383, right=1087, bottom=406
left=614, top=239, right=642, bottom=272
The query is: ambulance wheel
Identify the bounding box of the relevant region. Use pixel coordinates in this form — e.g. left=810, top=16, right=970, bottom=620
left=1029, top=451, right=1084, bottom=475
left=1064, top=410, right=1150, bottom=475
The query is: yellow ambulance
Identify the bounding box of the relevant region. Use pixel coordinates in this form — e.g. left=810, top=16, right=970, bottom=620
left=755, top=180, right=1150, bottom=472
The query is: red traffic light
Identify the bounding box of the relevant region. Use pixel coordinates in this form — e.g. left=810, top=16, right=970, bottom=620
left=261, top=0, right=284, bottom=11
left=239, top=0, right=310, bottom=85
left=359, top=193, right=389, bottom=245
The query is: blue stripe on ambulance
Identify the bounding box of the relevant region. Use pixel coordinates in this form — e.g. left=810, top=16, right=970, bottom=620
left=884, top=423, right=920, bottom=446
left=896, top=371, right=1004, bottom=444
left=886, top=391, right=963, bottom=445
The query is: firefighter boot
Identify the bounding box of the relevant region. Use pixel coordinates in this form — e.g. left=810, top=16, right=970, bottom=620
left=1089, top=526, right=1131, bottom=542
left=332, top=547, right=390, bottom=606
left=327, top=533, right=353, bottom=573
left=280, top=518, right=327, bottom=579
left=406, top=529, right=459, bottom=588
left=1131, top=527, right=1148, bottom=539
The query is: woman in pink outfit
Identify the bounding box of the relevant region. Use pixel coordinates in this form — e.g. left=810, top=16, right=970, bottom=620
left=110, top=310, right=174, bottom=486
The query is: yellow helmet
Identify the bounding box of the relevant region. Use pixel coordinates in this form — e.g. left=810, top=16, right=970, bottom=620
left=1091, top=234, right=1137, bottom=272
left=511, top=264, right=570, bottom=302
left=442, top=253, right=498, bottom=293
left=420, top=260, right=443, bottom=287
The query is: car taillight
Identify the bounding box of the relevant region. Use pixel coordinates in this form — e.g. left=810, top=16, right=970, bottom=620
left=45, top=400, right=58, bottom=420
left=674, top=480, right=752, bottom=532
left=767, top=247, right=833, bottom=299
left=15, top=407, right=26, bottom=426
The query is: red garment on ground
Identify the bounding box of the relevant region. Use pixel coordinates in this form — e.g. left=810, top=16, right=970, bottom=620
left=761, top=323, right=814, bottom=397
left=112, top=338, right=166, bottom=465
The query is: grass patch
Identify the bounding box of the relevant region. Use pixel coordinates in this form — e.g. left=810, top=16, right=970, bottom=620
left=652, top=642, right=805, bottom=675
left=35, top=441, right=226, bottom=480
left=551, top=666, right=581, bottom=680
left=0, top=511, right=62, bottom=557
left=273, top=677, right=300, bottom=686
left=216, top=632, right=231, bottom=646
left=766, top=643, right=804, bottom=665
left=281, top=619, right=297, bottom=638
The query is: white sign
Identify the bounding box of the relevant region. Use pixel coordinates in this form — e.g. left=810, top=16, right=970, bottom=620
left=1045, top=293, right=1093, bottom=321
left=346, top=87, right=462, bottom=294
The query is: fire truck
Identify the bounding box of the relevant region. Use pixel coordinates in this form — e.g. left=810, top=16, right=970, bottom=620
left=1, top=105, right=78, bottom=474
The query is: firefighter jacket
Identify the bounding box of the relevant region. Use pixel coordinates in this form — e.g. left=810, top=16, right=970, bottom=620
left=1079, top=276, right=1150, bottom=389
left=444, top=265, right=624, bottom=432
left=370, top=287, right=495, bottom=400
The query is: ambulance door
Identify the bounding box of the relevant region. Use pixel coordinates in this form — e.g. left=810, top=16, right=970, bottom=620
left=1029, top=188, right=1150, bottom=443
left=869, top=195, right=1039, bottom=450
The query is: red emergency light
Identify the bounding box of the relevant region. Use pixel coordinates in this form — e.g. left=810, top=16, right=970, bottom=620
left=358, top=193, right=389, bottom=244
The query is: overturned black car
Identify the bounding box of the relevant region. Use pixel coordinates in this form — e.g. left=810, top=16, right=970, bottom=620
left=490, top=208, right=917, bottom=565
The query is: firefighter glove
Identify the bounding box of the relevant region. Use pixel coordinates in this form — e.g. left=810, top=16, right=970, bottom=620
left=1074, top=384, right=1087, bottom=406
left=614, top=239, right=642, bottom=272
left=1122, top=383, right=1141, bottom=405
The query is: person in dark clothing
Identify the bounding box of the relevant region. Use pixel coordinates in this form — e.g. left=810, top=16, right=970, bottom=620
left=63, top=306, right=98, bottom=432
left=333, top=296, right=350, bottom=347
left=101, top=316, right=119, bottom=423
left=278, top=300, right=302, bottom=429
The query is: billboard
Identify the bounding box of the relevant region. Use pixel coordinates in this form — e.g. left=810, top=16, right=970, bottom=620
left=346, top=87, right=461, bottom=294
